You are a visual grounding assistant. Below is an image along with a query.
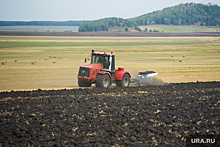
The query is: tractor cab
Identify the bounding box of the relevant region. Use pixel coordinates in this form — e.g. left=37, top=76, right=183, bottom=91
left=90, top=50, right=115, bottom=71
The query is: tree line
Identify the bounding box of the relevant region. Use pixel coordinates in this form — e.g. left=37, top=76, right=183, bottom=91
left=0, top=21, right=89, bottom=26
left=78, top=17, right=134, bottom=32
left=78, top=17, right=139, bottom=32
left=79, top=3, right=220, bottom=32
left=130, top=3, right=220, bottom=26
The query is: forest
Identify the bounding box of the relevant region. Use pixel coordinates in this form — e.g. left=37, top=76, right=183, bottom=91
left=0, top=21, right=89, bottom=26
left=78, top=3, right=220, bottom=32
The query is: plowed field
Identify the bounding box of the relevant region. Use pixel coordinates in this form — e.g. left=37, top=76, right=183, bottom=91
left=0, top=82, right=219, bottom=146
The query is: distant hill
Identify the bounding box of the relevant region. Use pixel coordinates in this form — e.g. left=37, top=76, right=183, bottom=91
left=78, top=3, right=220, bottom=32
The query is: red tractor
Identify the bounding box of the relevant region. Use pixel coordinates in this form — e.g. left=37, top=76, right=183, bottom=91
left=77, top=50, right=131, bottom=88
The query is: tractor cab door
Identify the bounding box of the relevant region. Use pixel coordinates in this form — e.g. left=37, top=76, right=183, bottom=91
left=92, top=54, right=115, bottom=71
left=102, top=55, right=115, bottom=72
left=92, top=55, right=109, bottom=69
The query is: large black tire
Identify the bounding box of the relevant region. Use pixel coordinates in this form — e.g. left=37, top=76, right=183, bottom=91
left=96, top=74, right=110, bottom=88
left=116, top=74, right=130, bottom=87
left=78, top=80, right=92, bottom=87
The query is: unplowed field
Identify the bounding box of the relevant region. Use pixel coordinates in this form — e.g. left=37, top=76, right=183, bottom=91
left=0, top=82, right=220, bottom=146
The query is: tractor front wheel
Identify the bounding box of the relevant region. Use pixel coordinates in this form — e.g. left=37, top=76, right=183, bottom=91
left=116, top=74, right=130, bottom=87
left=96, top=74, right=110, bottom=88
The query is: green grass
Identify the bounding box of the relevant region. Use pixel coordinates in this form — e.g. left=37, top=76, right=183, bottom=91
left=138, top=25, right=220, bottom=32
left=0, top=41, right=195, bottom=48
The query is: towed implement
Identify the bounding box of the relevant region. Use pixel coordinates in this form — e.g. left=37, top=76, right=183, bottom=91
left=130, top=71, right=158, bottom=86
left=77, top=50, right=158, bottom=88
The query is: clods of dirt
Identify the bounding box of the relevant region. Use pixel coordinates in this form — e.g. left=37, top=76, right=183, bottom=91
left=0, top=82, right=219, bottom=146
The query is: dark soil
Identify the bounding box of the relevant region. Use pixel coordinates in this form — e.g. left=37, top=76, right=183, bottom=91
left=0, top=31, right=220, bottom=37
left=0, top=82, right=219, bottom=147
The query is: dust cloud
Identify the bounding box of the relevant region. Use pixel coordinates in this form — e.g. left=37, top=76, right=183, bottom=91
left=141, top=77, right=166, bottom=86
left=129, top=69, right=166, bottom=86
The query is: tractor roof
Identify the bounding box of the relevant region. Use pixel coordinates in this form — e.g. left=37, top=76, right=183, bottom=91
left=93, top=52, right=115, bottom=56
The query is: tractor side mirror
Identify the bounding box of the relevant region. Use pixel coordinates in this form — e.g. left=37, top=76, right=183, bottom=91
left=85, top=58, right=87, bottom=63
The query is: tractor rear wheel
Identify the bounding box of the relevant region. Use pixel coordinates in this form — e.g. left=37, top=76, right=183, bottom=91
left=116, top=74, right=130, bottom=87
left=78, top=80, right=91, bottom=87
left=96, top=74, right=110, bottom=88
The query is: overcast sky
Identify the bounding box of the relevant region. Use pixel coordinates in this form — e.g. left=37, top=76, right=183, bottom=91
left=0, top=0, right=219, bottom=21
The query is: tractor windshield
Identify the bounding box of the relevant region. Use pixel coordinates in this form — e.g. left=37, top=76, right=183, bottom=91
left=92, top=54, right=109, bottom=69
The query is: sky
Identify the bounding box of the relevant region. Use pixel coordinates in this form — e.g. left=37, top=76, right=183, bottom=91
left=0, top=0, right=219, bottom=21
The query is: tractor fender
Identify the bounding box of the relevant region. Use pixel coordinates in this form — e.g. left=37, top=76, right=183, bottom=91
left=97, top=71, right=111, bottom=77
left=115, top=71, right=131, bottom=81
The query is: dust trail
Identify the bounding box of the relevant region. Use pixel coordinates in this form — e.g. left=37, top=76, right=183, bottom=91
left=141, top=77, right=166, bottom=86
